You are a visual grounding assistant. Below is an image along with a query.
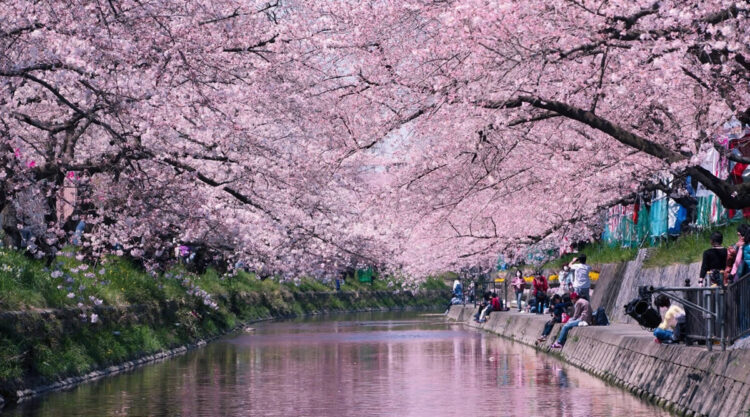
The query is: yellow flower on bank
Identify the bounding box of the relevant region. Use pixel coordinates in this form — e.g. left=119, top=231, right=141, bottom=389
left=589, top=271, right=600, bottom=281
left=548, top=274, right=558, bottom=281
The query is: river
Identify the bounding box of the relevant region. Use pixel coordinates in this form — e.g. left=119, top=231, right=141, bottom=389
left=3, top=311, right=669, bottom=416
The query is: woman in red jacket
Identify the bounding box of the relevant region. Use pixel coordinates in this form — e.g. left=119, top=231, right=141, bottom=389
left=532, top=273, right=548, bottom=314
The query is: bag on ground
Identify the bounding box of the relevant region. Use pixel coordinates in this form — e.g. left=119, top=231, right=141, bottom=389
left=592, top=306, right=609, bottom=326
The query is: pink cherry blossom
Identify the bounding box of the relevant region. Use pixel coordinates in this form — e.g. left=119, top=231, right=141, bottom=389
left=0, top=0, right=746, bottom=278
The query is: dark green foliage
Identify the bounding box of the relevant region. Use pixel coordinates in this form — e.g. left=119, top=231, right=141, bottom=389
left=0, top=251, right=447, bottom=398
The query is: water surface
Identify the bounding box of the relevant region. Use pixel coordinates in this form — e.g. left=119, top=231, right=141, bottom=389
left=3, top=311, right=669, bottom=416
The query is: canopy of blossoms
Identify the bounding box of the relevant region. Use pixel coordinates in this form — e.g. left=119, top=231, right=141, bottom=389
left=1, top=0, right=748, bottom=278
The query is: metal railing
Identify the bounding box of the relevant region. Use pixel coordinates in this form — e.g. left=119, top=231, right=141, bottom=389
left=649, top=285, right=724, bottom=351
left=646, top=272, right=750, bottom=351
left=725, top=272, right=750, bottom=343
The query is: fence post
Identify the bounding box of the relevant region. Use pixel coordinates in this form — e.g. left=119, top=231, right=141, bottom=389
left=716, top=286, right=727, bottom=352
left=705, top=289, right=713, bottom=352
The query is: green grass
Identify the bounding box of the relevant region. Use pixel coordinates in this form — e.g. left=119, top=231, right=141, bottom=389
left=542, top=242, right=638, bottom=270
left=0, top=338, right=23, bottom=381
left=643, top=222, right=743, bottom=268
left=541, top=221, right=748, bottom=270
left=419, top=277, right=451, bottom=291
left=0, top=246, right=424, bottom=311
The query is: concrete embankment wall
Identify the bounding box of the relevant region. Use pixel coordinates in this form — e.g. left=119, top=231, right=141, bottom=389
left=448, top=305, right=750, bottom=417
left=545, top=250, right=701, bottom=324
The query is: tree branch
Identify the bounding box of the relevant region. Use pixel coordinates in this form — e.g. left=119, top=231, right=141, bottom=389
left=478, top=95, right=686, bottom=163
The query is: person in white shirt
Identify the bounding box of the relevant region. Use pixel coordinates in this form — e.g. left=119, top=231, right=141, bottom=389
left=568, top=254, right=591, bottom=300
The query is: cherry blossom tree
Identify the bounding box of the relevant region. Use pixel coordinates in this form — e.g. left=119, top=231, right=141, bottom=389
left=301, top=0, right=749, bottom=274
left=1, top=0, right=748, bottom=278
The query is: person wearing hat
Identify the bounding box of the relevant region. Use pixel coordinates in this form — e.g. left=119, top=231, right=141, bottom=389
left=550, top=292, right=592, bottom=348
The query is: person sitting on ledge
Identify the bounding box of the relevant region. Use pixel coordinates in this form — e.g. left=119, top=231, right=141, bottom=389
left=478, top=292, right=501, bottom=322
left=550, top=292, right=592, bottom=349
left=474, top=291, right=491, bottom=322
left=537, top=294, right=571, bottom=344
left=491, top=292, right=502, bottom=312
left=653, top=294, right=685, bottom=344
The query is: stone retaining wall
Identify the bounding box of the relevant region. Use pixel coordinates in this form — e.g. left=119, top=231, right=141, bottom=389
left=448, top=305, right=750, bottom=417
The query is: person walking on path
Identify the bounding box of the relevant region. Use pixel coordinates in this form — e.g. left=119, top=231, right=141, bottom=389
left=550, top=292, right=592, bottom=348
left=699, top=232, right=727, bottom=287
left=568, top=255, right=591, bottom=300
left=532, top=273, right=548, bottom=314
left=511, top=270, right=525, bottom=312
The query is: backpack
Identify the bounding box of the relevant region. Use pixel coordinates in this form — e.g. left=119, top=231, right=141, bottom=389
left=592, top=306, right=609, bottom=326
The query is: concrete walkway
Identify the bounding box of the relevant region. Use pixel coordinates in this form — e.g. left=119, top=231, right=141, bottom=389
left=448, top=305, right=750, bottom=417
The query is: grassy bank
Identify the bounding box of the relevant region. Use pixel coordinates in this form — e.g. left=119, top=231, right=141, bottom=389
left=0, top=248, right=449, bottom=398
left=542, top=221, right=748, bottom=270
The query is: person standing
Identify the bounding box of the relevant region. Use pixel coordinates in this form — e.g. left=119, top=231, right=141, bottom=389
left=467, top=281, right=476, bottom=303
left=532, top=273, right=548, bottom=314
left=568, top=255, right=591, bottom=300
left=742, top=228, right=750, bottom=278
left=730, top=227, right=750, bottom=281
left=511, top=270, right=525, bottom=312
left=699, top=232, right=727, bottom=287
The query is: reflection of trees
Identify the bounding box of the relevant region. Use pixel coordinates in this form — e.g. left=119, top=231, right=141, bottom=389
left=7, top=322, right=666, bottom=417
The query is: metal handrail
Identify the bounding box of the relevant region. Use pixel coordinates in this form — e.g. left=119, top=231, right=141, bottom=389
left=645, top=285, right=724, bottom=351
left=649, top=286, right=718, bottom=317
